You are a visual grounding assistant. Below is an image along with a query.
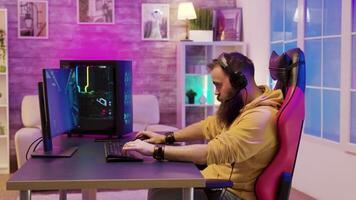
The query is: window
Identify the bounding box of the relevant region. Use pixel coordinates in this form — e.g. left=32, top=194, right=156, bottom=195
left=351, top=0, right=356, bottom=144
left=270, top=0, right=356, bottom=148
left=270, top=0, right=298, bottom=87
left=270, top=0, right=298, bottom=54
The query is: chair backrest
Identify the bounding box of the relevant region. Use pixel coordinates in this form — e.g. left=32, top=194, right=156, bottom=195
left=21, top=95, right=41, bottom=128
left=255, top=48, right=306, bottom=200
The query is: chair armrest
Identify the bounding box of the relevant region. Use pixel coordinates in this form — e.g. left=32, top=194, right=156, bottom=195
left=204, top=179, right=233, bottom=189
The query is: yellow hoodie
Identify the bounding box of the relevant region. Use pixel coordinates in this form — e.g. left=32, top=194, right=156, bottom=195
left=201, top=85, right=283, bottom=200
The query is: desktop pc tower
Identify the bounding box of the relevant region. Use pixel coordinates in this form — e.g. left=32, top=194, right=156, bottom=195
left=60, top=60, right=133, bottom=137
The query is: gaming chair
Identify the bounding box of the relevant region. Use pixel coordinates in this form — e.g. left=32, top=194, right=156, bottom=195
left=255, top=48, right=306, bottom=200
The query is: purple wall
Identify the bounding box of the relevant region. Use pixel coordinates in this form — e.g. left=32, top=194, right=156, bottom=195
left=0, top=0, right=235, bottom=170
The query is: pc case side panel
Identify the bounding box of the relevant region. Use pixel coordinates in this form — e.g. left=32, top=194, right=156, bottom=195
left=115, top=60, right=133, bottom=136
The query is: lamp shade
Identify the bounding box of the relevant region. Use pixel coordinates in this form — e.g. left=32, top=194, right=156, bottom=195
left=177, top=2, right=197, bottom=20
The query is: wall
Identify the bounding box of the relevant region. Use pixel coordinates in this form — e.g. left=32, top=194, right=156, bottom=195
left=237, top=0, right=270, bottom=85
left=0, top=0, right=237, bottom=170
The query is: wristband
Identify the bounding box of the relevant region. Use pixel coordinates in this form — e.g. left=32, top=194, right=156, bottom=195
left=165, top=132, right=176, bottom=144
left=153, top=145, right=165, bottom=161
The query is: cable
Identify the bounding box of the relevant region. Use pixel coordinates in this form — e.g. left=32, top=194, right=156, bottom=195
left=32, top=137, right=43, bottom=153
left=25, top=136, right=43, bottom=160
left=219, top=162, right=235, bottom=200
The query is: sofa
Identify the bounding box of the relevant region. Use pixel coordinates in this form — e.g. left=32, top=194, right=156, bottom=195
left=15, top=94, right=177, bottom=168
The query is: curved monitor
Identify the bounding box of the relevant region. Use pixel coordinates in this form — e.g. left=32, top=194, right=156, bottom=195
left=32, top=69, right=78, bottom=157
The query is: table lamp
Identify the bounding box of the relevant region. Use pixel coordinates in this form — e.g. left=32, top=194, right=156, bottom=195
left=177, top=2, right=197, bottom=41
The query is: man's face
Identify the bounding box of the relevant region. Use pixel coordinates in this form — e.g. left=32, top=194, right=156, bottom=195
left=210, top=65, right=235, bottom=102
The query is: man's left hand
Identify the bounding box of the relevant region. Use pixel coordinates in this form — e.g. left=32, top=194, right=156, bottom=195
left=122, top=139, right=155, bottom=157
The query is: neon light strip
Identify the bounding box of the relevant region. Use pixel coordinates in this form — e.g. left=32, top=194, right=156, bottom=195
left=75, top=66, right=92, bottom=94
left=75, top=66, right=81, bottom=93
left=84, top=66, right=90, bottom=93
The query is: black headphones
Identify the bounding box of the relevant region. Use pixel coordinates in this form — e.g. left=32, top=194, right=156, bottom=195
left=216, top=53, right=248, bottom=92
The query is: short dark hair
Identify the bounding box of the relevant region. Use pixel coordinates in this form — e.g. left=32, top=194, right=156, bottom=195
left=208, top=52, right=255, bottom=77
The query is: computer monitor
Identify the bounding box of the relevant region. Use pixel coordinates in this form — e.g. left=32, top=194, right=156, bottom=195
left=32, top=69, right=78, bottom=157
left=60, top=60, right=133, bottom=137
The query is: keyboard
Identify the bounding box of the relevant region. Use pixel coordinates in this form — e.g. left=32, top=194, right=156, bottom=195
left=104, top=142, right=143, bottom=162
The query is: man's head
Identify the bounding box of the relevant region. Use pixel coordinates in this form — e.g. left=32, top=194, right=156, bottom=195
left=207, top=52, right=255, bottom=126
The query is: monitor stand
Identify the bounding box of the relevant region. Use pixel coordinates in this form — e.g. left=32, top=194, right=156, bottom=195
left=31, top=146, right=78, bottom=158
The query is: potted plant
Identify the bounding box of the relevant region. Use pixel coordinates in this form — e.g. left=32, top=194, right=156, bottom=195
left=186, top=89, right=197, bottom=104
left=189, top=8, right=213, bottom=41
left=0, top=29, right=6, bottom=73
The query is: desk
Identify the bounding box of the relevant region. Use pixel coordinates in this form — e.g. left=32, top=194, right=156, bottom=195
left=7, top=135, right=205, bottom=200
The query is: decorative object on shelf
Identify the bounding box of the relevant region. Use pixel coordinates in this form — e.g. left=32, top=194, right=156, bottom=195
left=0, top=123, right=4, bottom=135
left=199, top=95, right=206, bottom=104
left=189, top=8, right=213, bottom=42
left=186, top=89, right=197, bottom=104
left=18, top=0, right=48, bottom=39
left=214, top=7, right=243, bottom=41
left=0, top=29, right=6, bottom=73
left=77, top=0, right=114, bottom=24
left=142, top=3, right=169, bottom=41
left=177, top=2, right=197, bottom=41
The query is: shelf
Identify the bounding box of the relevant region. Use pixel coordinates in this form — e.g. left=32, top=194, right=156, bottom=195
left=180, top=41, right=246, bottom=46
left=0, top=8, right=9, bottom=175
left=177, top=41, right=247, bottom=128
left=0, top=165, right=9, bottom=174
left=185, top=104, right=216, bottom=107
left=185, top=73, right=209, bottom=76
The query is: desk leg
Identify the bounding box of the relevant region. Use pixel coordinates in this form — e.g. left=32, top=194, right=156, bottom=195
left=182, top=188, right=193, bottom=200
left=59, top=190, right=67, bottom=200
left=82, top=189, right=96, bottom=200
left=19, top=190, right=31, bottom=200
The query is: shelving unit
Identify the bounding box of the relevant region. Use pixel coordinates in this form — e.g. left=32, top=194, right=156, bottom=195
left=0, top=8, right=9, bottom=174
left=177, top=41, right=247, bottom=128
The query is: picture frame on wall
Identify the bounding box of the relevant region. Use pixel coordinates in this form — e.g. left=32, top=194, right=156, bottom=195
left=214, top=7, right=243, bottom=41
left=18, top=0, right=48, bottom=39
left=141, top=3, right=169, bottom=41
left=77, top=0, right=114, bottom=24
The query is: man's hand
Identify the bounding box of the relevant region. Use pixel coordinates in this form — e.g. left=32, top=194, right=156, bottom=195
left=135, top=131, right=165, bottom=144
left=122, top=139, right=155, bottom=157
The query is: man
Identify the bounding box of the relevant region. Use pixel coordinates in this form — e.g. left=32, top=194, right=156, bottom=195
left=123, top=52, right=283, bottom=200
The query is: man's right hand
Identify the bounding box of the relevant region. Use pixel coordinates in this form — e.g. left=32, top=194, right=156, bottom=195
left=135, top=131, right=165, bottom=144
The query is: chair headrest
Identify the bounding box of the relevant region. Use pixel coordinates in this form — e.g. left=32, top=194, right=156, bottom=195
left=269, top=48, right=305, bottom=95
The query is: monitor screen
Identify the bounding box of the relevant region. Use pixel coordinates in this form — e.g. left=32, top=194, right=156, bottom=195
left=31, top=69, right=78, bottom=157
left=43, top=68, right=76, bottom=139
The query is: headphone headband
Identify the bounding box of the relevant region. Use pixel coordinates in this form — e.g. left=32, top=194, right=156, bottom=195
left=215, top=52, right=248, bottom=91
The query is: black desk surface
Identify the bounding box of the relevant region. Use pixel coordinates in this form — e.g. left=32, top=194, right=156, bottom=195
left=7, top=134, right=205, bottom=190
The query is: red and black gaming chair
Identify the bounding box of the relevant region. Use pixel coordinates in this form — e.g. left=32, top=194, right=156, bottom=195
left=255, top=48, right=306, bottom=200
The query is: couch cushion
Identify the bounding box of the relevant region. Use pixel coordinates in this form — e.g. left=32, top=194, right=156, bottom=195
left=22, top=95, right=41, bottom=128
left=133, top=95, right=160, bottom=124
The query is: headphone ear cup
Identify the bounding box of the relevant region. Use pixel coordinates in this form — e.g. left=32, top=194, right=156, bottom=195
left=230, top=71, right=247, bottom=91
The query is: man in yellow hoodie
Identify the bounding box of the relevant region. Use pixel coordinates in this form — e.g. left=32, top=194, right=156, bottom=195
left=123, top=52, right=283, bottom=200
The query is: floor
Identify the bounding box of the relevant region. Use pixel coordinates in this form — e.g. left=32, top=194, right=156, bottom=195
left=0, top=174, right=316, bottom=200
